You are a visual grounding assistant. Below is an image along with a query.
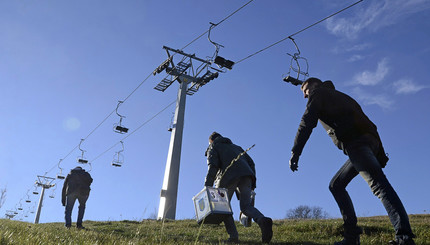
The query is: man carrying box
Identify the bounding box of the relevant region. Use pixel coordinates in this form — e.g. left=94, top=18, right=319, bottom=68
left=204, top=132, right=273, bottom=244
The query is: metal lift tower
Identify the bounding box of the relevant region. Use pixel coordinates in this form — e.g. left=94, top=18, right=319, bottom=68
left=34, top=175, right=56, bottom=224
left=153, top=46, right=220, bottom=220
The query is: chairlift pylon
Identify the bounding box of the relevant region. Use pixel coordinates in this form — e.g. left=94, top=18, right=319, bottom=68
left=113, top=101, right=129, bottom=134
left=283, top=37, right=309, bottom=86
left=77, top=139, right=89, bottom=164
left=207, top=22, right=234, bottom=70
left=111, top=141, right=125, bottom=167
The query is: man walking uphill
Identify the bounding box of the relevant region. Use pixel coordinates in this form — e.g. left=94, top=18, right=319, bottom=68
left=204, top=132, right=273, bottom=244
left=62, top=166, right=93, bottom=229
left=289, top=78, right=415, bottom=245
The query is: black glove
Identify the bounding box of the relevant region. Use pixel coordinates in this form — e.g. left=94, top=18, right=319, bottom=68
left=289, top=153, right=299, bottom=172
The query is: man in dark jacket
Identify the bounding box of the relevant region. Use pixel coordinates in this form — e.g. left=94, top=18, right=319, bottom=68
left=205, top=132, right=273, bottom=244
left=62, top=166, right=93, bottom=229
left=289, top=78, right=415, bottom=245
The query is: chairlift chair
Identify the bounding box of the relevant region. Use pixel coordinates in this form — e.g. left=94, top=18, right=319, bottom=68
left=77, top=139, right=89, bottom=164
left=207, top=22, right=235, bottom=70
left=78, top=158, right=88, bottom=164
left=113, top=101, right=129, bottom=134
left=32, top=185, right=39, bottom=195
left=25, top=190, right=31, bottom=203
left=111, top=160, right=122, bottom=167
left=17, top=202, right=23, bottom=211
left=49, top=185, right=56, bottom=198
left=167, top=112, right=175, bottom=132
left=111, top=141, right=124, bottom=167
left=56, top=159, right=65, bottom=179
left=283, top=37, right=309, bottom=86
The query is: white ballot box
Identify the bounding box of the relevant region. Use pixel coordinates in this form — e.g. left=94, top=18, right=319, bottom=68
left=192, top=186, right=233, bottom=224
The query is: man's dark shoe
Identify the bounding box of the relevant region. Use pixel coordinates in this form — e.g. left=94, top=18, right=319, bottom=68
left=334, top=237, right=360, bottom=245
left=224, top=237, right=239, bottom=244
left=65, top=225, right=71, bottom=229
left=335, top=226, right=362, bottom=245
left=258, top=217, right=273, bottom=244
left=76, top=225, right=86, bottom=230
left=389, top=236, right=416, bottom=245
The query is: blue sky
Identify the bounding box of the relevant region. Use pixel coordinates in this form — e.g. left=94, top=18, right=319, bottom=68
left=1, top=0, right=429, bottom=223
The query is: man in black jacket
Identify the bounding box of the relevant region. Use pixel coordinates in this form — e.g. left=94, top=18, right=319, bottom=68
left=205, top=132, right=273, bottom=244
left=62, top=166, right=93, bottom=229
left=289, top=78, right=415, bottom=245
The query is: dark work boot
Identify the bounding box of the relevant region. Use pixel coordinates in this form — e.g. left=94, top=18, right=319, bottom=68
left=224, top=237, right=239, bottom=244
left=76, top=224, right=86, bottom=230
left=334, top=226, right=362, bottom=245
left=334, top=237, right=360, bottom=245
left=257, top=217, right=273, bottom=244
left=389, top=235, right=416, bottom=245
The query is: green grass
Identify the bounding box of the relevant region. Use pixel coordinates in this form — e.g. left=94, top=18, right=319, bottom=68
left=0, top=215, right=429, bottom=244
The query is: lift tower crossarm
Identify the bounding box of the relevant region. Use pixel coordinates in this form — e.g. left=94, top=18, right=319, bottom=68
left=162, top=46, right=211, bottom=64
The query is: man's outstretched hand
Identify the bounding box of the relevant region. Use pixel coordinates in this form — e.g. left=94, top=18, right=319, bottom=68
left=289, top=153, right=299, bottom=172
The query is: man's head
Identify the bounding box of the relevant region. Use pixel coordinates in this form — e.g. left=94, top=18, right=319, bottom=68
left=209, top=132, right=222, bottom=144
left=301, top=77, right=322, bottom=99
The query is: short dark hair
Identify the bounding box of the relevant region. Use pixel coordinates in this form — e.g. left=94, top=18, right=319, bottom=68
left=209, top=132, right=222, bottom=141
left=301, top=77, right=322, bottom=90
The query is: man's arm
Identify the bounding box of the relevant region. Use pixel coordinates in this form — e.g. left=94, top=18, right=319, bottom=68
left=290, top=94, right=320, bottom=171
left=204, top=146, right=219, bottom=186
left=244, top=153, right=256, bottom=175
left=291, top=95, right=320, bottom=155
left=61, top=176, right=69, bottom=206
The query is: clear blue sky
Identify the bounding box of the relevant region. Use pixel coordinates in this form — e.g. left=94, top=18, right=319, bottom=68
left=1, top=0, right=429, bottom=223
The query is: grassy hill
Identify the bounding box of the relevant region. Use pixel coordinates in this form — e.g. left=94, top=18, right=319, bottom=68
left=0, top=215, right=429, bottom=244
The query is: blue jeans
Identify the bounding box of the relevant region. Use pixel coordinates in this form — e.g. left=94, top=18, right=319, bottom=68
left=223, top=176, right=265, bottom=239
left=65, top=192, right=89, bottom=227
left=329, top=141, right=414, bottom=239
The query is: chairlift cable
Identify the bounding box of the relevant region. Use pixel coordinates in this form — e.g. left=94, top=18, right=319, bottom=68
left=121, top=72, right=153, bottom=103
left=235, top=0, right=364, bottom=65
left=181, top=0, right=254, bottom=50
left=89, top=99, right=177, bottom=163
